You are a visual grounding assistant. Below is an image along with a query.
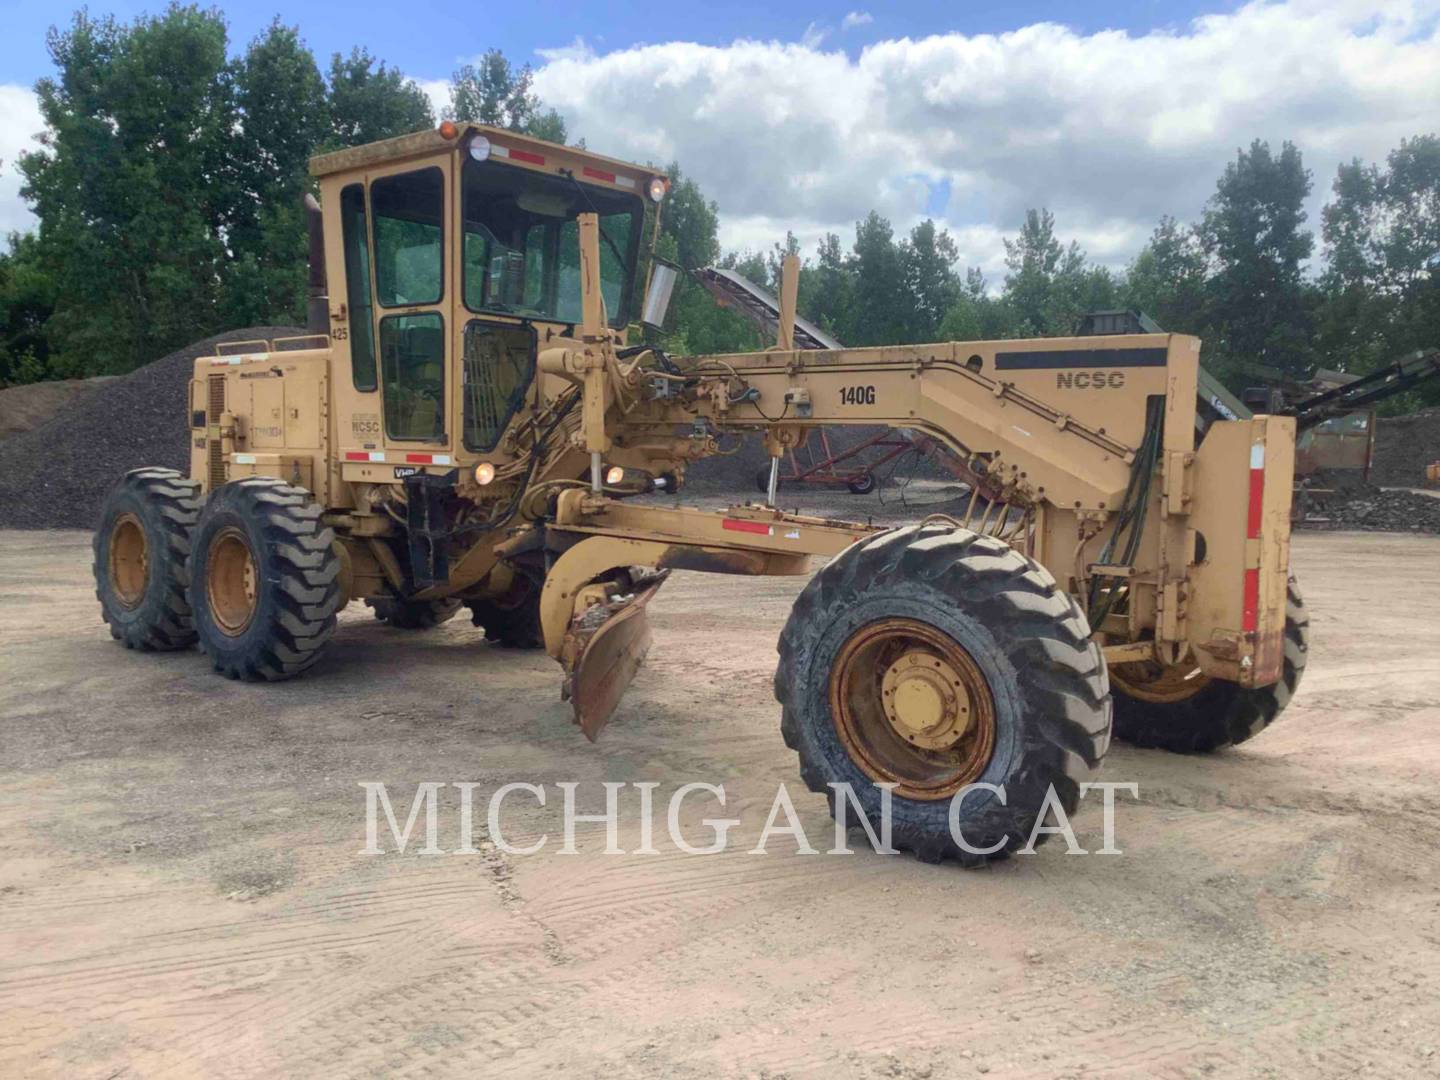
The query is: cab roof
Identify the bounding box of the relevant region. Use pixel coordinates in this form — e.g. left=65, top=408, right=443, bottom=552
left=308, top=123, right=667, bottom=189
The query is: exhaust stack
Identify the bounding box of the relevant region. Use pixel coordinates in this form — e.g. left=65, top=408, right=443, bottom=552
left=304, top=194, right=328, bottom=335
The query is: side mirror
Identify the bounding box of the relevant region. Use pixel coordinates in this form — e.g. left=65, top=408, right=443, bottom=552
left=641, top=264, right=678, bottom=329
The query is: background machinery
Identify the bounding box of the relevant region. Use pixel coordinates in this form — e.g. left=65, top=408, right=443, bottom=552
left=94, top=123, right=1306, bottom=863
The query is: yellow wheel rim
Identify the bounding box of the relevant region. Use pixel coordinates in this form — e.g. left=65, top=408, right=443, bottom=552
left=1110, top=656, right=1210, bottom=704
left=108, top=513, right=148, bottom=609
left=207, top=527, right=259, bottom=636
left=830, top=618, right=997, bottom=801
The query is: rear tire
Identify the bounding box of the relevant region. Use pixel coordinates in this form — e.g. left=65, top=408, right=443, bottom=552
left=93, top=468, right=201, bottom=651
left=365, top=596, right=461, bottom=629
left=1111, top=576, right=1308, bottom=752
left=468, top=573, right=543, bottom=649
left=189, top=478, right=340, bottom=681
left=775, top=524, right=1111, bottom=865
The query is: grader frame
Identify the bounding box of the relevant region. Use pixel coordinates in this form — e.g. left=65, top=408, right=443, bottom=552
left=95, top=122, right=1303, bottom=863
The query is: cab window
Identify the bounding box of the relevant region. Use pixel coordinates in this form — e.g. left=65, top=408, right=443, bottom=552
left=461, top=157, right=639, bottom=327
left=372, top=168, right=444, bottom=307
left=380, top=313, right=445, bottom=441
left=339, top=184, right=377, bottom=391
left=462, top=321, right=535, bottom=451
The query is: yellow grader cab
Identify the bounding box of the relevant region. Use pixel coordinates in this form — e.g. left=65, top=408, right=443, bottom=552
left=93, top=123, right=1307, bottom=864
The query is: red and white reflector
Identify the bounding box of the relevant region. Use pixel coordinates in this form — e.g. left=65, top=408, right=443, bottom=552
left=404, top=453, right=452, bottom=465
left=722, top=519, right=774, bottom=536
left=490, top=144, right=545, bottom=166
left=345, top=451, right=386, bottom=463
left=581, top=165, right=637, bottom=190
left=1242, top=440, right=1266, bottom=632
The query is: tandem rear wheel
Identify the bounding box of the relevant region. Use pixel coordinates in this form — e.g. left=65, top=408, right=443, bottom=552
left=775, top=524, right=1112, bottom=865
left=94, top=468, right=203, bottom=651
left=187, top=478, right=341, bottom=681
left=1109, top=576, right=1308, bottom=752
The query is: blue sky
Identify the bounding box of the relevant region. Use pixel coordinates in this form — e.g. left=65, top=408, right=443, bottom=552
left=0, top=2, right=1232, bottom=87
left=2, top=1, right=1438, bottom=275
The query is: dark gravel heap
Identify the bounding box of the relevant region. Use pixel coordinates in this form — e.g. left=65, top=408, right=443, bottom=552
left=0, top=327, right=302, bottom=529
left=1302, top=482, right=1440, bottom=533
left=1370, top=407, right=1440, bottom=488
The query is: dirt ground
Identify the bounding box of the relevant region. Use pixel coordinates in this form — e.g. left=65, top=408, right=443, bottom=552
left=2, top=525, right=1440, bottom=1079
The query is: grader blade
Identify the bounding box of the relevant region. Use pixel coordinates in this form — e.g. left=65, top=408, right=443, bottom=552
left=561, top=572, right=669, bottom=740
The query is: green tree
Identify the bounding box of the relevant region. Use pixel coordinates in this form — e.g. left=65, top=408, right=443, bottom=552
left=900, top=219, right=960, bottom=341
left=1123, top=216, right=1209, bottom=333
left=448, top=49, right=567, bottom=143
left=225, top=20, right=328, bottom=327
left=801, top=232, right=854, bottom=342
left=0, top=233, right=58, bottom=385
left=651, top=163, right=757, bottom=354
left=326, top=47, right=434, bottom=149
left=20, top=6, right=236, bottom=374
left=1198, top=139, right=1315, bottom=381
left=1002, top=209, right=1115, bottom=335
left=848, top=211, right=906, bottom=345
left=1318, top=135, right=1440, bottom=393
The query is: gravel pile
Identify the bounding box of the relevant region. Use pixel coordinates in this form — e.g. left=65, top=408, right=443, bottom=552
left=1370, top=407, right=1440, bottom=488
left=1302, top=482, right=1440, bottom=533
left=0, top=327, right=302, bottom=530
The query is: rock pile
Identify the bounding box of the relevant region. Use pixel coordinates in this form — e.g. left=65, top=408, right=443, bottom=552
left=0, top=327, right=302, bottom=529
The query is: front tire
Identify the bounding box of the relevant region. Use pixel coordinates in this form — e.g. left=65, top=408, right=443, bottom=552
left=93, top=468, right=201, bottom=651
left=775, top=524, right=1111, bottom=865
left=189, top=478, right=340, bottom=681
left=468, top=573, right=543, bottom=649
left=1111, top=576, right=1308, bottom=752
left=365, top=596, right=461, bottom=629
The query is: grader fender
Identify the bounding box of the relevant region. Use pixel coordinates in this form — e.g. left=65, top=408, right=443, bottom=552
left=561, top=571, right=669, bottom=740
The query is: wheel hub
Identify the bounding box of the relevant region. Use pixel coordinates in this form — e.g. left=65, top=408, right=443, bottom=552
left=207, top=527, right=259, bottom=636
left=881, top=651, right=972, bottom=750
left=108, top=513, right=148, bottom=609
left=831, top=618, right=997, bottom=801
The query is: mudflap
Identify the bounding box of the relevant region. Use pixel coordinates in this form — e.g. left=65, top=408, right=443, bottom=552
left=560, top=570, right=670, bottom=740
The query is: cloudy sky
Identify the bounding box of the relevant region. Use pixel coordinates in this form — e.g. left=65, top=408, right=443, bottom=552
left=2, top=0, right=1439, bottom=278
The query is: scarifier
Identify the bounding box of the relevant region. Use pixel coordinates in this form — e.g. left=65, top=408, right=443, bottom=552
left=94, top=123, right=1308, bottom=862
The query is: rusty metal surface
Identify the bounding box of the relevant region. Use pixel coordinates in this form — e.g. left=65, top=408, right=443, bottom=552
left=829, top=618, right=997, bottom=802
left=561, top=573, right=669, bottom=740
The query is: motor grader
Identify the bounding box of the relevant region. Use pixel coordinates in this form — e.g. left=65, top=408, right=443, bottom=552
left=93, top=122, right=1305, bottom=863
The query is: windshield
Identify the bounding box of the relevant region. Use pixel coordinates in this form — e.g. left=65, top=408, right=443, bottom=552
left=462, top=157, right=639, bottom=328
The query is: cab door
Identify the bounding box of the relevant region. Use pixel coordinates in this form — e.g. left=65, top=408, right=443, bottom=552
left=365, top=162, right=452, bottom=450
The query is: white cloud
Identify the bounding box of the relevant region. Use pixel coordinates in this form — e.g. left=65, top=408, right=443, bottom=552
left=841, top=11, right=874, bottom=31
left=0, top=85, right=42, bottom=239
left=530, top=0, right=1440, bottom=279
left=800, top=21, right=830, bottom=50
left=417, top=78, right=451, bottom=121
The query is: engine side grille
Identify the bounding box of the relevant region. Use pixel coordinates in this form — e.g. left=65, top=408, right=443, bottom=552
left=207, top=373, right=227, bottom=490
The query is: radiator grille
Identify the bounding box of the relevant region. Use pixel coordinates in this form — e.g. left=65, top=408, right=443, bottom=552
left=207, top=374, right=226, bottom=490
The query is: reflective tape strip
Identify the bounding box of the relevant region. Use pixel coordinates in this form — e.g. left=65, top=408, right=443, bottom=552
left=345, top=451, right=385, bottom=462
left=494, top=145, right=545, bottom=166
left=722, top=519, right=773, bottom=536
left=232, top=453, right=256, bottom=465
left=404, top=453, right=452, bottom=465
left=1242, top=567, right=1261, bottom=633
left=615, top=175, right=637, bottom=189
left=1246, top=447, right=1265, bottom=540
left=582, top=165, right=616, bottom=183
